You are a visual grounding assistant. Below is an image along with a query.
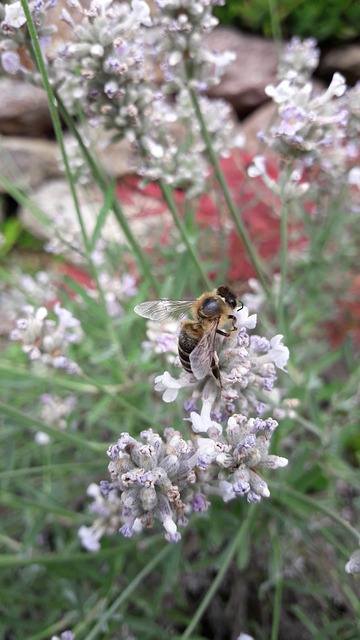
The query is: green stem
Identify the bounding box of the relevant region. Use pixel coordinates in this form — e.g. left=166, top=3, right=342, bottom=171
left=180, top=505, right=257, bottom=639
left=277, top=190, right=289, bottom=335
left=21, top=1, right=127, bottom=366
left=55, top=92, right=160, bottom=296
left=271, top=483, right=360, bottom=543
left=188, top=84, right=271, bottom=297
left=0, top=400, right=101, bottom=451
left=268, top=0, right=283, bottom=56
left=270, top=526, right=283, bottom=640
left=21, top=1, right=87, bottom=251
left=159, top=180, right=211, bottom=290
left=82, top=545, right=171, bottom=640
left=0, top=361, right=159, bottom=427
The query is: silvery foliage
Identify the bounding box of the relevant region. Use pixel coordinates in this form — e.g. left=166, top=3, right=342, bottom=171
left=81, top=306, right=290, bottom=546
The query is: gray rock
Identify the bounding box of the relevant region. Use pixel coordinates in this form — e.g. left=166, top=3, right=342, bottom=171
left=19, top=178, right=172, bottom=263
left=0, top=137, right=60, bottom=192
left=0, top=78, right=53, bottom=136
left=320, top=45, right=360, bottom=84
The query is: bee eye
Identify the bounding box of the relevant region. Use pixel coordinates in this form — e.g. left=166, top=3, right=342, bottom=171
left=228, top=295, right=236, bottom=307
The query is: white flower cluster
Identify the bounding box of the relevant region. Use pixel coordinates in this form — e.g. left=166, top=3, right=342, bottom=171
left=150, top=0, right=234, bottom=91
left=141, top=319, right=179, bottom=364
left=276, top=37, right=320, bottom=86
left=345, top=549, right=360, bottom=575
left=154, top=306, right=289, bottom=422
left=81, top=304, right=289, bottom=546
left=1, top=0, right=238, bottom=196
left=51, top=631, right=74, bottom=640
left=246, top=37, right=360, bottom=216
left=0, top=0, right=57, bottom=76
left=9, top=303, right=82, bottom=373
left=0, top=269, right=59, bottom=334
left=251, top=38, right=360, bottom=190
left=263, top=70, right=348, bottom=166
left=78, top=482, right=142, bottom=552
left=35, top=393, right=77, bottom=445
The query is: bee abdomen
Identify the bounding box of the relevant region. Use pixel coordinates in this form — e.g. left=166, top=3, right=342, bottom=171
left=178, top=345, right=193, bottom=373
left=178, top=323, right=202, bottom=375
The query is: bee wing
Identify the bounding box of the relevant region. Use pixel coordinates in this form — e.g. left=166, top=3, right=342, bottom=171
left=189, top=319, right=219, bottom=380
left=134, top=299, right=194, bottom=322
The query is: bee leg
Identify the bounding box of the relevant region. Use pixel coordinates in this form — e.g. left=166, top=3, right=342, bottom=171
left=211, top=353, right=223, bottom=387
left=216, top=328, right=230, bottom=337
left=227, top=314, right=238, bottom=331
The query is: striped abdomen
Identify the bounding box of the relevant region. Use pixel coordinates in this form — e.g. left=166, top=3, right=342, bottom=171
left=178, top=322, right=201, bottom=374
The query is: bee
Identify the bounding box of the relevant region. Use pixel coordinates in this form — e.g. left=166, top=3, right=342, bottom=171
left=134, top=285, right=242, bottom=385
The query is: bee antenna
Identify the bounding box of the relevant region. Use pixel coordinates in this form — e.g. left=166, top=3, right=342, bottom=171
left=237, top=300, right=244, bottom=311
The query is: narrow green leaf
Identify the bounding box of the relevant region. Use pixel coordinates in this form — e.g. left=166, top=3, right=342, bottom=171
left=89, top=180, right=115, bottom=252
left=0, top=401, right=102, bottom=452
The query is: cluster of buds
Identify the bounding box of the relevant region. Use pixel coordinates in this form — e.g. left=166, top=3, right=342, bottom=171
left=9, top=303, right=82, bottom=373
left=51, top=1, right=153, bottom=130
left=47, top=1, right=237, bottom=195
left=105, top=428, right=200, bottom=542
left=80, top=305, right=289, bottom=546
left=196, top=413, right=288, bottom=504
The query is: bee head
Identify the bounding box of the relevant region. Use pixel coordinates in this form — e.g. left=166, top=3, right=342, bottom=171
left=216, top=285, right=237, bottom=310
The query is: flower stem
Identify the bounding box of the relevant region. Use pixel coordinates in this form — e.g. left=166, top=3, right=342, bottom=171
left=277, top=197, right=288, bottom=335
left=188, top=84, right=271, bottom=297
left=159, top=180, right=212, bottom=290
left=21, top=0, right=129, bottom=366
left=180, top=505, right=258, bottom=638
left=55, top=93, right=161, bottom=296
left=276, top=164, right=291, bottom=336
